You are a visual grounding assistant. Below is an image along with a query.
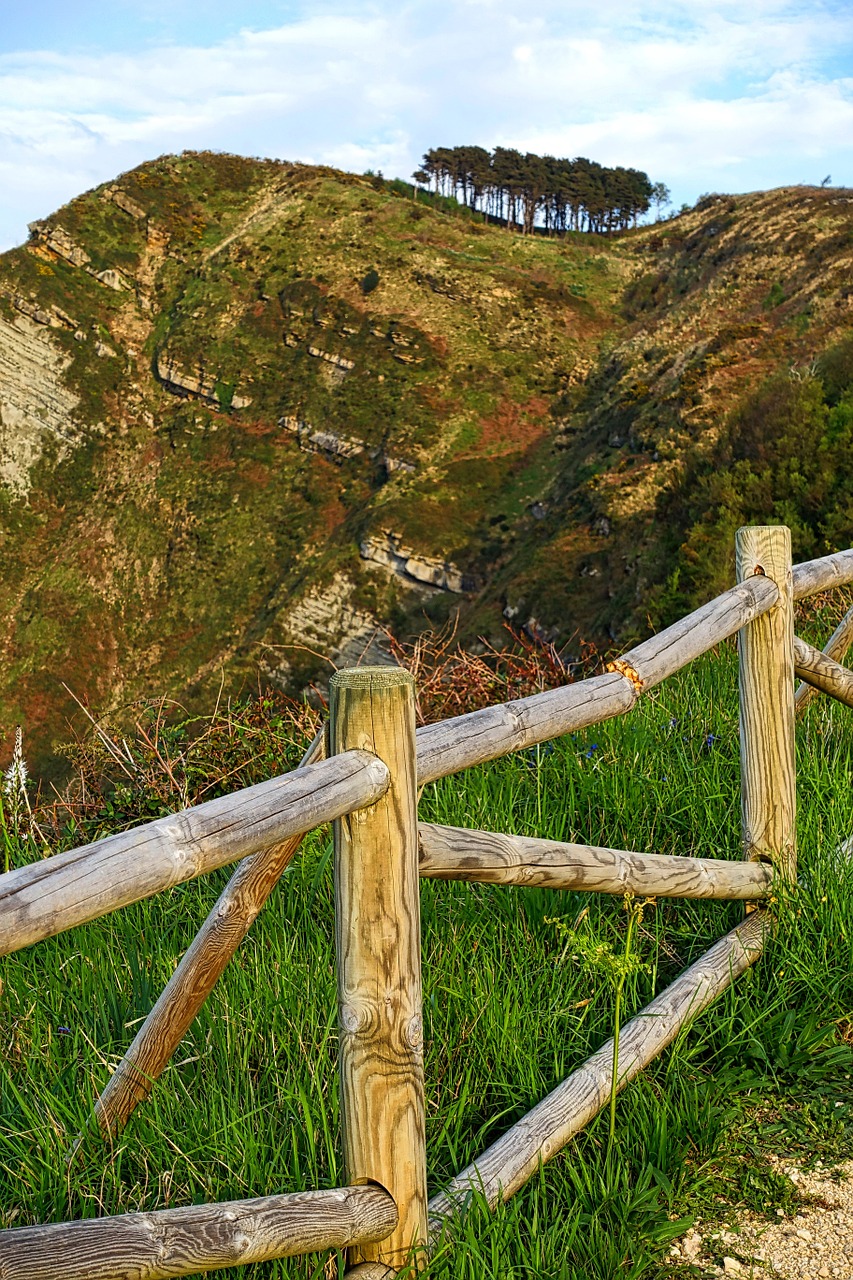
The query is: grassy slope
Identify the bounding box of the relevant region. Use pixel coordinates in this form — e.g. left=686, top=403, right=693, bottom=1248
left=0, top=154, right=627, bottom=775
left=2, top=159, right=853, bottom=779
left=2, top=601, right=853, bottom=1278
left=496, top=188, right=853, bottom=645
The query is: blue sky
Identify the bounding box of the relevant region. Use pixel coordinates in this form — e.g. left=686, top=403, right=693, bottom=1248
left=1, top=0, right=851, bottom=249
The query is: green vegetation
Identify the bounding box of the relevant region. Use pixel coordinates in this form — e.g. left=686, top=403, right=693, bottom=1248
left=415, top=145, right=666, bottom=233
left=1, top=153, right=852, bottom=780
left=653, top=335, right=853, bottom=614
left=2, top=618, right=853, bottom=1278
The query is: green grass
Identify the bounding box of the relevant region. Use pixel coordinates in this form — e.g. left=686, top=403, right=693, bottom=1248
left=2, top=649, right=853, bottom=1277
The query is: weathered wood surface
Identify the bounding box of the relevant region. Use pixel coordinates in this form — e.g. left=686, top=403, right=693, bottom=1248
left=792, top=548, right=853, bottom=600
left=418, top=824, right=774, bottom=900
left=793, top=636, right=853, bottom=709
left=428, top=912, right=767, bottom=1229
left=796, top=604, right=853, bottom=713
left=736, top=527, right=797, bottom=879
left=621, top=575, right=779, bottom=691
left=0, top=1185, right=397, bottom=1280
left=415, top=672, right=637, bottom=785
left=332, top=669, right=428, bottom=1269
left=415, top=577, right=778, bottom=787
left=345, top=1266, right=396, bottom=1279
left=92, top=729, right=326, bottom=1138
left=0, top=748, right=387, bottom=958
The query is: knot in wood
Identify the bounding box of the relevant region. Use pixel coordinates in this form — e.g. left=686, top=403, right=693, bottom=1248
left=605, top=658, right=644, bottom=695
left=340, top=1002, right=368, bottom=1033
left=405, top=1014, right=423, bottom=1048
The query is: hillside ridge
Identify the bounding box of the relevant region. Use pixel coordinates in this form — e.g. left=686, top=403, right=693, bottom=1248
left=0, top=152, right=851, bottom=773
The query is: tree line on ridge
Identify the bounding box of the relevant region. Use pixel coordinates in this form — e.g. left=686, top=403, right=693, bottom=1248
left=412, top=145, right=669, bottom=234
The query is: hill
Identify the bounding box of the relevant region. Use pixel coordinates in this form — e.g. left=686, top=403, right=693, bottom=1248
left=0, top=153, right=851, bottom=772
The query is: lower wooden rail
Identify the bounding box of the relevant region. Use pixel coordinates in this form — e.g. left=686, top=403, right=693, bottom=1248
left=793, top=635, right=853, bottom=709
left=428, top=912, right=768, bottom=1231
left=418, top=824, right=774, bottom=899
left=795, top=603, right=853, bottom=713
left=0, top=1185, right=397, bottom=1280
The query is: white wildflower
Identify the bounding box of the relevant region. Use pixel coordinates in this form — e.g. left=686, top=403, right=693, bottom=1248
left=4, top=726, right=27, bottom=799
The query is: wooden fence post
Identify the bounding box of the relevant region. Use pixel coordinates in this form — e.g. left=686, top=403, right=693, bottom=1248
left=330, top=668, right=427, bottom=1272
left=736, top=526, right=797, bottom=880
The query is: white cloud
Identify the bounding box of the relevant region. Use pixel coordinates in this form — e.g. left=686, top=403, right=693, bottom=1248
left=0, top=1, right=851, bottom=248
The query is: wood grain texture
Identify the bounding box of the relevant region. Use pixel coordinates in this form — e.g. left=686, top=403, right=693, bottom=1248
left=428, top=912, right=768, bottom=1230
left=795, top=603, right=853, bottom=713
left=331, top=668, right=427, bottom=1269
left=415, top=672, right=637, bottom=786
left=792, top=548, right=853, bottom=600
left=793, top=636, right=853, bottom=709
left=621, top=575, right=779, bottom=691
left=736, top=527, right=797, bottom=879
left=344, top=1266, right=396, bottom=1279
left=0, top=747, right=386, bottom=958
left=0, top=1184, right=397, bottom=1280
left=418, top=824, right=774, bottom=900
left=92, top=730, right=326, bottom=1139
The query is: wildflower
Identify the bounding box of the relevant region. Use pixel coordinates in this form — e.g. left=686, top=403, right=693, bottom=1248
left=584, top=743, right=599, bottom=759
left=57, top=1026, right=71, bottom=1035
left=3, top=727, right=27, bottom=800
left=703, top=732, right=717, bottom=752
left=2, top=726, right=30, bottom=847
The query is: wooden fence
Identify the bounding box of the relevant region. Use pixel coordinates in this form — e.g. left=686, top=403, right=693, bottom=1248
left=1, top=525, right=853, bottom=1277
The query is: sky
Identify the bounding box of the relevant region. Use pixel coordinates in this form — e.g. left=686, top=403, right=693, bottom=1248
left=0, top=0, right=852, bottom=250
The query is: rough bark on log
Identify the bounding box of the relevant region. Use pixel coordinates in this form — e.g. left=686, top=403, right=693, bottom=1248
left=793, top=636, right=853, bottom=710
left=0, top=749, right=387, bottom=957
left=0, top=1185, right=397, bottom=1280
left=418, top=824, right=774, bottom=899
left=792, top=548, right=853, bottom=600
left=795, top=605, right=853, bottom=713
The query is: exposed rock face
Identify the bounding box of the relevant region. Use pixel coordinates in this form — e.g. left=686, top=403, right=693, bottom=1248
left=155, top=352, right=252, bottom=409
left=280, top=414, right=364, bottom=460
left=306, top=345, right=355, bottom=371
left=280, top=415, right=415, bottom=473
left=103, top=186, right=147, bottom=220
left=28, top=223, right=91, bottom=269
left=0, top=312, right=80, bottom=494
left=261, top=573, right=392, bottom=684
left=360, top=531, right=476, bottom=593
left=94, top=268, right=130, bottom=292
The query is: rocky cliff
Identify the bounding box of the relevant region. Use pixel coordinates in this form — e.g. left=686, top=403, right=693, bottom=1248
left=0, top=153, right=851, bottom=775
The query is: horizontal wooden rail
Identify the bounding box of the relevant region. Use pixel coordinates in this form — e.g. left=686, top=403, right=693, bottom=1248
left=793, top=636, right=853, bottom=709
left=0, top=1185, right=397, bottom=1280
left=428, top=911, right=767, bottom=1230
left=418, top=824, right=774, bottom=899
left=0, top=554, right=827, bottom=959
left=416, top=576, right=780, bottom=783
left=0, top=749, right=388, bottom=958
left=792, top=549, right=853, bottom=600
left=415, top=671, right=636, bottom=786
left=619, top=574, right=779, bottom=691
left=796, top=603, right=853, bottom=713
